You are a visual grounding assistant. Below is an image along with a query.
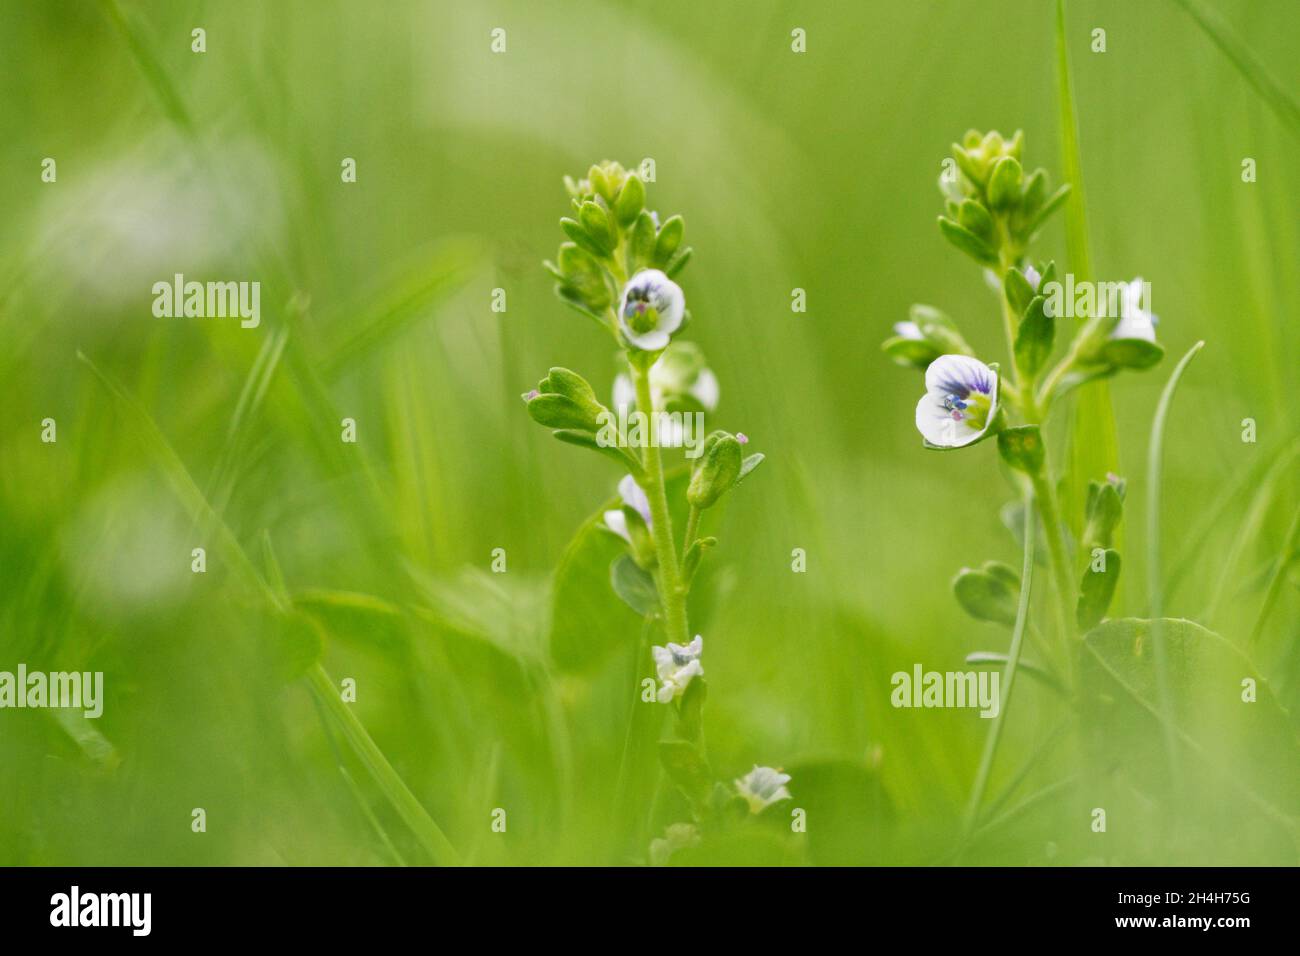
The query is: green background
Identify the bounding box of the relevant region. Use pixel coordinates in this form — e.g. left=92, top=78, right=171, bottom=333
left=1, top=0, right=1296, bottom=865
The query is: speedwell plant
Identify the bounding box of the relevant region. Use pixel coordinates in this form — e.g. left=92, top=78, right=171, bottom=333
left=885, top=130, right=1186, bottom=834
left=524, top=161, right=778, bottom=863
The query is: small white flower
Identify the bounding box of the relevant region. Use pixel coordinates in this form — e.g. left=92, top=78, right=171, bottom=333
left=618, top=269, right=685, bottom=351
left=1112, top=277, right=1157, bottom=342
left=603, top=473, right=652, bottom=543
left=892, top=320, right=924, bottom=340
left=735, top=765, right=792, bottom=814
left=651, top=635, right=703, bottom=703
left=914, top=354, right=999, bottom=448
left=649, top=822, right=700, bottom=866
left=1023, top=265, right=1041, bottom=292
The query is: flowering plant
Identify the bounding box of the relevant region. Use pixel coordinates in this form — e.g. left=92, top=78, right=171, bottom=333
left=886, top=130, right=1228, bottom=840
left=526, top=161, right=783, bottom=863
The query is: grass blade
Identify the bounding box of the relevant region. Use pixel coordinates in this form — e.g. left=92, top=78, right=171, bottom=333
left=1146, top=340, right=1205, bottom=780
left=1171, top=0, right=1300, bottom=140
left=96, top=0, right=196, bottom=136
left=963, top=494, right=1036, bottom=836
left=1055, top=0, right=1121, bottom=534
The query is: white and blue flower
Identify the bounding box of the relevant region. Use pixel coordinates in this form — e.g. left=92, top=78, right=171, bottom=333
left=1112, top=277, right=1157, bottom=343
left=734, top=765, right=792, bottom=814
left=603, top=473, right=652, bottom=543
left=915, top=354, right=1000, bottom=448
left=651, top=635, right=703, bottom=703
left=618, top=269, right=685, bottom=351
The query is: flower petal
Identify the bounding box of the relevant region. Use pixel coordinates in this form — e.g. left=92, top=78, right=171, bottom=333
left=924, top=354, right=995, bottom=398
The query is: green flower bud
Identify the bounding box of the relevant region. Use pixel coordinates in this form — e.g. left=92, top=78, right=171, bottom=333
left=578, top=201, right=615, bottom=255
left=687, top=432, right=743, bottom=509
left=653, top=215, right=684, bottom=266
left=1083, top=476, right=1125, bottom=549
left=987, top=156, right=1023, bottom=210
left=614, top=173, right=645, bottom=227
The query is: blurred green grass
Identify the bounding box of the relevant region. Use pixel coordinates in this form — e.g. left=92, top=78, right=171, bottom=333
left=0, top=0, right=1296, bottom=865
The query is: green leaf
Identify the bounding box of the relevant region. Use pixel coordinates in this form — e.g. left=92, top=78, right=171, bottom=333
left=957, top=198, right=994, bottom=241
left=965, top=652, right=1062, bottom=694
left=682, top=535, right=717, bottom=584
left=1013, top=295, right=1054, bottom=378
left=1076, top=549, right=1120, bottom=631
left=551, top=428, right=642, bottom=475
left=549, top=509, right=649, bottom=673
left=578, top=201, right=615, bottom=254
left=1100, top=337, right=1164, bottom=370
left=987, top=155, right=1023, bottom=209
left=953, top=563, right=1020, bottom=626
left=937, top=216, right=998, bottom=266
left=653, top=215, right=684, bottom=265
left=997, top=424, right=1045, bottom=474
left=664, top=246, right=693, bottom=278
left=1026, top=182, right=1071, bottom=237
left=1081, top=618, right=1299, bottom=816
left=560, top=216, right=605, bottom=258
left=1004, top=268, right=1036, bottom=318
left=676, top=677, right=707, bottom=742
left=736, top=452, right=765, bottom=486
left=610, top=554, right=659, bottom=617
left=613, top=173, right=645, bottom=226
left=629, top=211, right=657, bottom=270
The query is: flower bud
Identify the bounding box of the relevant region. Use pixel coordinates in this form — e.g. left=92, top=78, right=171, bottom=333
left=687, top=432, right=742, bottom=509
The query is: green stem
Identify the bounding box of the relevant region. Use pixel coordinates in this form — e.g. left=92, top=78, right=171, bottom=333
left=963, top=494, right=1036, bottom=836
left=682, top=506, right=701, bottom=558
left=307, top=663, right=460, bottom=866
left=632, top=362, right=690, bottom=644
left=1030, top=464, right=1077, bottom=656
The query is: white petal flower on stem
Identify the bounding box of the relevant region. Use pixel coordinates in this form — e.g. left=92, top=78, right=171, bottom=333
left=893, top=320, right=924, bottom=340
left=650, top=635, right=703, bottom=703
left=735, top=765, right=792, bottom=814
left=1112, top=277, right=1157, bottom=342
left=1023, top=265, right=1042, bottom=292
left=603, top=473, right=653, bottom=543
left=914, top=354, right=999, bottom=448
left=618, top=269, right=685, bottom=351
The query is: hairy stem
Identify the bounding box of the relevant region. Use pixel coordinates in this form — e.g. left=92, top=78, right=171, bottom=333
left=633, top=362, right=690, bottom=644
